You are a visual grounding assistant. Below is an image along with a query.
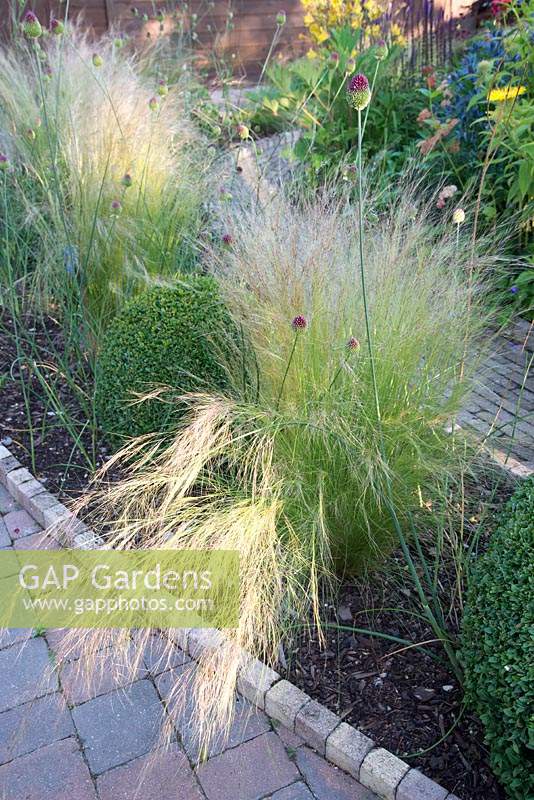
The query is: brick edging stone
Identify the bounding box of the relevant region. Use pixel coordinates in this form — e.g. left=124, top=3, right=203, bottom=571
left=0, top=442, right=461, bottom=800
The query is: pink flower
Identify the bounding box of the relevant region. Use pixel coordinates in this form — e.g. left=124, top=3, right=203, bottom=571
left=111, top=199, right=122, bottom=211
left=222, top=233, right=234, bottom=245
left=347, top=73, right=371, bottom=111
left=347, top=337, right=360, bottom=350
left=292, top=315, right=307, bottom=331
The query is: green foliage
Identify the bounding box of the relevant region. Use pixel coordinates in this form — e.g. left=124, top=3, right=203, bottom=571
left=461, top=478, right=534, bottom=800
left=245, top=28, right=425, bottom=188
left=95, top=278, right=234, bottom=445
left=415, top=5, right=533, bottom=314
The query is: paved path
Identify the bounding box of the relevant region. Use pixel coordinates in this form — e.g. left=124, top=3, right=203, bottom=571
left=459, top=319, right=534, bottom=474
left=0, top=486, right=377, bottom=800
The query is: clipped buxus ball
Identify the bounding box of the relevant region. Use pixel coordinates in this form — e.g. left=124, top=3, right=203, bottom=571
left=95, top=277, right=234, bottom=446
left=461, top=478, right=534, bottom=800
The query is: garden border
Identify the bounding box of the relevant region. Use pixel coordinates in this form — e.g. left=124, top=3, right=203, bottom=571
left=0, top=440, right=505, bottom=800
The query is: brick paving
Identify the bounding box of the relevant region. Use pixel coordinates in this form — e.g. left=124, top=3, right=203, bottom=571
left=0, top=498, right=379, bottom=799
left=459, top=320, right=534, bottom=473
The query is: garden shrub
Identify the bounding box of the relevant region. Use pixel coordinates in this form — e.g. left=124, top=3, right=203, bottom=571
left=95, top=278, right=234, bottom=445
left=461, top=478, right=534, bottom=800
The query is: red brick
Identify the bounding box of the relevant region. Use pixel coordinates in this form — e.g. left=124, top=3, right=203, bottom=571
left=97, top=743, right=204, bottom=800
left=0, top=737, right=96, bottom=799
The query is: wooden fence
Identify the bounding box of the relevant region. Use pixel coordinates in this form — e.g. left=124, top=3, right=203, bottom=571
left=0, top=0, right=476, bottom=76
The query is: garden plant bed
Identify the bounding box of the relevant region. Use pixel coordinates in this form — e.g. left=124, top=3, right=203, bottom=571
left=0, top=313, right=514, bottom=799
left=284, top=498, right=511, bottom=800
left=0, top=310, right=110, bottom=501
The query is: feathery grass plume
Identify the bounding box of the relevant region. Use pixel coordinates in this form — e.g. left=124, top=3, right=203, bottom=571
left=0, top=25, right=211, bottom=335
left=61, top=182, right=498, bottom=757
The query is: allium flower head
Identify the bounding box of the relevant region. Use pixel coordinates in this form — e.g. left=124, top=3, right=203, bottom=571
left=276, top=11, right=287, bottom=25
left=149, top=96, right=159, bottom=111
left=26, top=128, right=36, bottom=141
left=375, top=40, right=388, bottom=61
left=237, top=123, right=249, bottom=140
left=222, top=233, right=234, bottom=245
left=111, top=199, right=122, bottom=211
left=50, top=18, right=64, bottom=35
left=22, top=11, right=42, bottom=38
left=157, top=79, right=169, bottom=97
left=121, top=173, right=133, bottom=188
left=345, top=57, right=356, bottom=74
left=347, top=337, right=360, bottom=350
left=292, top=315, right=307, bottom=331
left=452, top=208, right=465, bottom=225
left=347, top=73, right=371, bottom=111
left=0, top=153, right=9, bottom=171
left=92, top=53, right=103, bottom=68
left=329, top=51, right=340, bottom=65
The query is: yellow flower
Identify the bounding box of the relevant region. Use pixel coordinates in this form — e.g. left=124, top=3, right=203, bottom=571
left=488, top=85, right=527, bottom=103
left=306, top=48, right=319, bottom=59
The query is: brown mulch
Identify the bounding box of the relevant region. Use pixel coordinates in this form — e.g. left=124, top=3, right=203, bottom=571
left=283, top=479, right=511, bottom=800
left=1, top=308, right=512, bottom=800
left=0, top=309, right=110, bottom=501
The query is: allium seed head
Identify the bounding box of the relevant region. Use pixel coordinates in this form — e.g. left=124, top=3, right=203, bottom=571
left=292, top=315, right=307, bottom=331
left=347, top=73, right=371, bottom=110
left=375, top=39, right=388, bottom=61
left=50, top=18, right=64, bottom=35
left=452, top=208, right=465, bottom=225
left=92, top=53, right=103, bottom=68
left=157, top=79, right=169, bottom=97
left=347, top=337, right=360, bottom=350
left=22, top=11, right=42, bottom=38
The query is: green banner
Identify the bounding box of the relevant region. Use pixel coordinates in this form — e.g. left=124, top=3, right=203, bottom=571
left=0, top=550, right=239, bottom=629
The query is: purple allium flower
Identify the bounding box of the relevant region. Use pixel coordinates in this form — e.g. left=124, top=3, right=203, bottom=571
left=345, top=57, right=356, bottom=74
left=22, top=11, right=42, bottom=38
left=50, top=18, right=64, bottom=35
left=121, top=173, right=133, bottom=188
left=222, top=233, right=234, bottom=245
left=292, top=315, right=307, bottom=331
left=347, top=336, right=360, bottom=350
left=236, top=123, right=249, bottom=140
left=510, top=285, right=518, bottom=294
left=26, top=129, right=36, bottom=141
left=375, top=39, right=388, bottom=61
left=330, top=51, right=340, bottom=65
left=157, top=79, right=169, bottom=97
left=111, top=199, right=122, bottom=211
left=148, top=96, right=159, bottom=111
left=92, top=53, right=103, bottom=68
left=347, top=73, right=371, bottom=111
left=0, top=153, right=9, bottom=171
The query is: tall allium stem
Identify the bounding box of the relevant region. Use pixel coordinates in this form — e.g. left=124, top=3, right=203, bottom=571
left=355, top=108, right=463, bottom=683
left=357, top=109, right=381, bottom=421
left=277, top=317, right=306, bottom=410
